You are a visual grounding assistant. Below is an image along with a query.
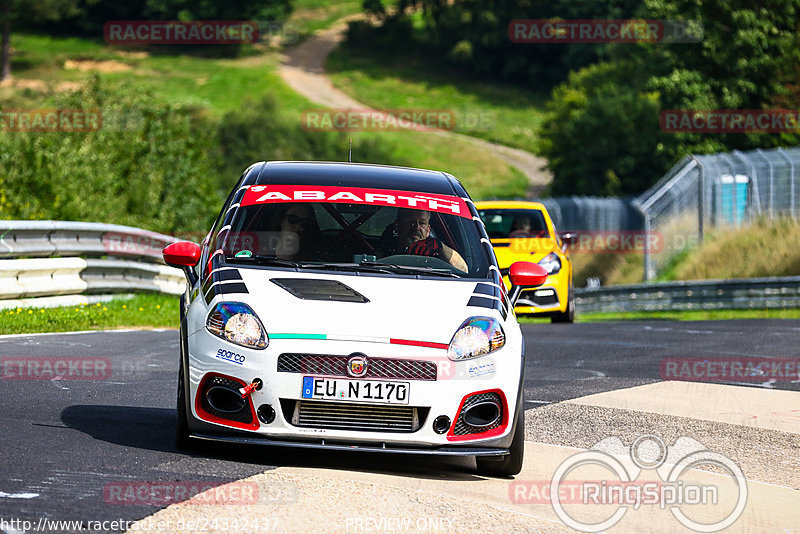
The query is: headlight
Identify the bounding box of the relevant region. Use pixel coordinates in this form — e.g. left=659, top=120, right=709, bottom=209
left=537, top=252, right=561, bottom=275
left=206, top=302, right=268, bottom=349
left=447, top=317, right=505, bottom=361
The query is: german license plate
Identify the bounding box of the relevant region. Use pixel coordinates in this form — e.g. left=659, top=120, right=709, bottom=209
left=301, top=376, right=409, bottom=404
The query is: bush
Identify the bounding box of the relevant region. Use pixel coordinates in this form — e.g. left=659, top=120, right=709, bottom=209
left=0, top=79, right=400, bottom=234
left=0, top=75, right=221, bottom=233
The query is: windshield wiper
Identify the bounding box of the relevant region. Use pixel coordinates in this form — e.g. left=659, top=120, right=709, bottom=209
left=225, top=255, right=301, bottom=268
left=295, top=262, right=397, bottom=274
left=224, top=257, right=461, bottom=277
left=358, top=262, right=462, bottom=278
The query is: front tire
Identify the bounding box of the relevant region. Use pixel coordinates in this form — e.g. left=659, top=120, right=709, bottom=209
left=175, top=354, right=195, bottom=450
left=475, top=409, right=525, bottom=477
left=551, top=287, right=575, bottom=323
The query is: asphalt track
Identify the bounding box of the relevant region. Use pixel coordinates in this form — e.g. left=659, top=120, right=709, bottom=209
left=0, top=321, right=798, bottom=533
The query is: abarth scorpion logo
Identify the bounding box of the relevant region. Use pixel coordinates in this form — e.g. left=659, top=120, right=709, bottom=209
left=347, top=355, right=368, bottom=378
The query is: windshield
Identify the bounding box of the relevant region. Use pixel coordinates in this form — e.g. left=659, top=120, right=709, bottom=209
left=211, top=196, right=491, bottom=278
left=478, top=208, right=550, bottom=239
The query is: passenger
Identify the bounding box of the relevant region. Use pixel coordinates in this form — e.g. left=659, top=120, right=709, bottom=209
left=387, top=208, right=468, bottom=272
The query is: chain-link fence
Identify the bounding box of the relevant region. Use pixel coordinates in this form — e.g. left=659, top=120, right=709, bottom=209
left=539, top=197, right=643, bottom=232
left=633, top=146, right=800, bottom=280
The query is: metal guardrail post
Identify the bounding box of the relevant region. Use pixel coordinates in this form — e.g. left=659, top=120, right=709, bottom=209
left=692, top=156, right=705, bottom=245
left=631, top=199, right=652, bottom=282
left=755, top=149, right=775, bottom=216
left=777, top=147, right=795, bottom=216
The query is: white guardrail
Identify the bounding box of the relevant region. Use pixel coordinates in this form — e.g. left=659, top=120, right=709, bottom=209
left=0, top=221, right=185, bottom=309
left=576, top=276, right=800, bottom=313
left=3, top=221, right=799, bottom=313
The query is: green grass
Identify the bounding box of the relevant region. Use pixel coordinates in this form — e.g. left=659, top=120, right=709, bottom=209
left=0, top=293, right=179, bottom=335
left=667, top=217, right=800, bottom=280
left=4, top=293, right=798, bottom=335
left=326, top=45, right=548, bottom=153
left=575, top=308, right=800, bottom=322
left=516, top=307, right=800, bottom=323
left=290, top=0, right=363, bottom=38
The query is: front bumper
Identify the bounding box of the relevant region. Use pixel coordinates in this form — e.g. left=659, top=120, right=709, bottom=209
left=191, top=432, right=509, bottom=457
left=185, top=330, right=523, bottom=449
left=515, top=285, right=561, bottom=312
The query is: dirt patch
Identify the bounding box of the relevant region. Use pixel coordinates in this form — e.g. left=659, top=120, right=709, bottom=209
left=54, top=81, right=82, bottom=92
left=278, top=16, right=551, bottom=193
left=0, top=77, right=48, bottom=92
left=64, top=59, right=132, bottom=72
left=115, top=51, right=149, bottom=59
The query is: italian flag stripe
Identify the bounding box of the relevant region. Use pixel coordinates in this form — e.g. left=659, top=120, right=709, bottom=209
left=269, top=333, right=447, bottom=349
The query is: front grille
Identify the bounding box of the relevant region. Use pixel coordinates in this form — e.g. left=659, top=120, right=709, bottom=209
left=277, top=354, right=437, bottom=381
left=200, top=376, right=253, bottom=424
left=453, top=392, right=502, bottom=436
left=289, top=400, right=422, bottom=433
left=519, top=289, right=559, bottom=307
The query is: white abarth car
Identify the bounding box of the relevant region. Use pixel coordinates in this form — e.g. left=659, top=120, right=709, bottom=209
left=163, top=161, right=547, bottom=476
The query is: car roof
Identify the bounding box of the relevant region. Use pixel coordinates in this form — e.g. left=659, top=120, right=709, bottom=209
left=474, top=200, right=547, bottom=211
left=244, top=161, right=467, bottom=197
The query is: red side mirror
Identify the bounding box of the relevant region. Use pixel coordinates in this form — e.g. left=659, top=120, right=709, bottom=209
left=508, top=261, right=548, bottom=306
left=163, top=241, right=201, bottom=268
left=509, top=261, right=548, bottom=288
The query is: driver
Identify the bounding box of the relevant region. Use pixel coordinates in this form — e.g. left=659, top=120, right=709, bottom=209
left=509, top=216, right=532, bottom=238
left=388, top=208, right=468, bottom=272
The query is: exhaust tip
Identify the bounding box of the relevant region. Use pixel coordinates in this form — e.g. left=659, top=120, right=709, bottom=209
left=463, top=400, right=501, bottom=428
left=206, top=385, right=246, bottom=414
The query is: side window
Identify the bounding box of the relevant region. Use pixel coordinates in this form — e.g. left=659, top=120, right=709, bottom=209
left=200, top=179, right=245, bottom=281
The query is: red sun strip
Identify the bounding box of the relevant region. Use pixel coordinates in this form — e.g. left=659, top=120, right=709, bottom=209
left=241, top=184, right=471, bottom=219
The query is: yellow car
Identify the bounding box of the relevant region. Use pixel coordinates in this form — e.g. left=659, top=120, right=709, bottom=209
left=475, top=201, right=575, bottom=322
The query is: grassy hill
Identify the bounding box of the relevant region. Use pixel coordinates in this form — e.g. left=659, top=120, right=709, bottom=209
left=0, top=17, right=527, bottom=234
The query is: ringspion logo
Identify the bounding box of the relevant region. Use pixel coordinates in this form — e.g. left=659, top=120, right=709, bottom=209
left=544, top=435, right=747, bottom=532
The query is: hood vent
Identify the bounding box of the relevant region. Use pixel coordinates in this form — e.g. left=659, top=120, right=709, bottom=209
left=271, top=278, right=369, bottom=303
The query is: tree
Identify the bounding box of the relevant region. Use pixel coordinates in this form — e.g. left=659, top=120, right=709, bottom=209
left=541, top=0, right=800, bottom=195
left=0, top=0, right=78, bottom=81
